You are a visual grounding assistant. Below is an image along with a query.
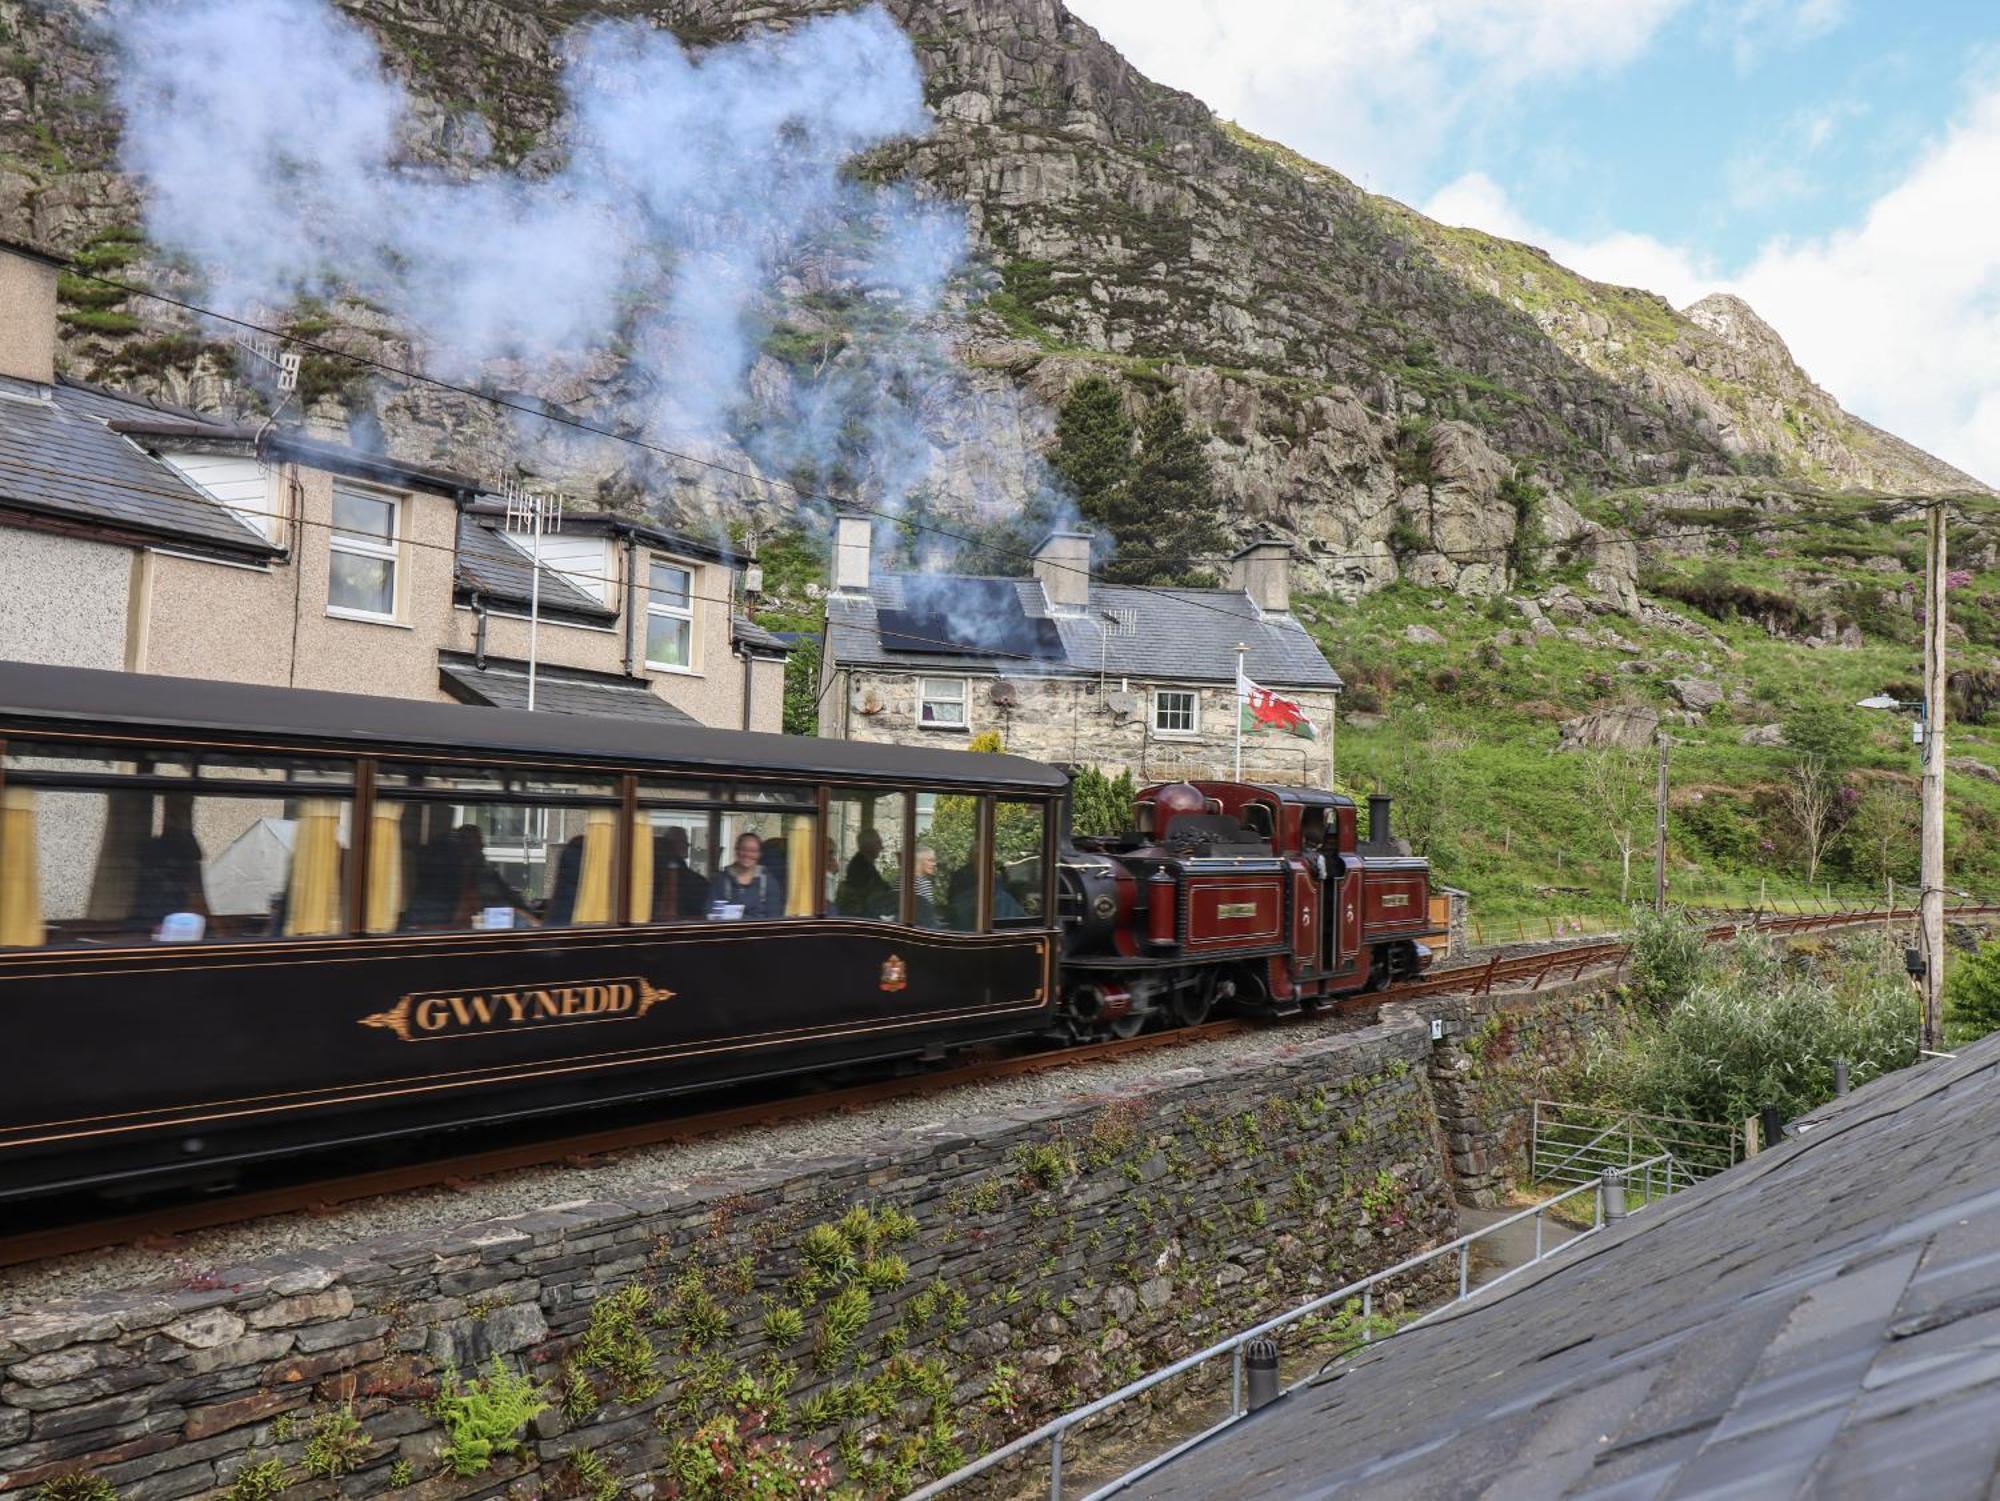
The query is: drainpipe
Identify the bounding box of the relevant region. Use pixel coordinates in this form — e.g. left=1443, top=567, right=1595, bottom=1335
left=621, top=533, right=638, bottom=677
left=741, top=643, right=754, bottom=730
left=472, top=593, right=489, bottom=668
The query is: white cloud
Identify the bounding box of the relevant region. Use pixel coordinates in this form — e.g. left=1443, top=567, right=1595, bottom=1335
left=1423, top=88, right=2000, bottom=487
left=1067, top=0, right=1688, bottom=198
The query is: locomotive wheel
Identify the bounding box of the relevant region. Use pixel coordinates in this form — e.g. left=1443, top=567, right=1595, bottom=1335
left=1171, top=974, right=1215, bottom=1028
left=1107, top=1012, right=1146, bottom=1041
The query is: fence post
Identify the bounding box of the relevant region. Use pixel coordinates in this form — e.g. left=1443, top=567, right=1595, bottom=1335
left=1361, top=1285, right=1373, bottom=1342
left=1458, top=1242, right=1470, bottom=1299
left=1530, top=1100, right=1539, bottom=1182
left=1049, top=1430, right=1064, bottom=1501
left=1231, top=1343, right=1243, bottom=1417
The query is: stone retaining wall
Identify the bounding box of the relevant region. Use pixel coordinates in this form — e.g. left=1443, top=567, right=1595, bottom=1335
left=0, top=1015, right=1459, bottom=1501
left=1412, top=976, right=1628, bottom=1205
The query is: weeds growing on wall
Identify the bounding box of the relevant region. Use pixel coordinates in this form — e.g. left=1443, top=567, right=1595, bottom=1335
left=1584, top=929, right=1917, bottom=1123
left=432, top=1359, right=550, bottom=1477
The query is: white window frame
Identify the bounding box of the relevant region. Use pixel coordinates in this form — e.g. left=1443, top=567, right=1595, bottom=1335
left=919, top=676, right=969, bottom=730
left=645, top=558, right=697, bottom=673
left=326, top=484, right=402, bottom=623
left=1152, top=687, right=1202, bottom=737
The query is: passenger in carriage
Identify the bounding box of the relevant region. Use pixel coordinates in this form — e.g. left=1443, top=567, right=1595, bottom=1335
left=709, top=830, right=779, bottom=920
left=837, top=828, right=895, bottom=918
left=129, top=796, right=209, bottom=932
left=651, top=825, right=709, bottom=921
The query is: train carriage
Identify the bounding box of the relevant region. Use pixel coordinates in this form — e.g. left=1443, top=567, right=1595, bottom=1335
left=0, top=662, right=1065, bottom=1201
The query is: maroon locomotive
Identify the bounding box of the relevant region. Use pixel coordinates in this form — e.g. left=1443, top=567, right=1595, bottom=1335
left=1054, top=782, right=1440, bottom=1039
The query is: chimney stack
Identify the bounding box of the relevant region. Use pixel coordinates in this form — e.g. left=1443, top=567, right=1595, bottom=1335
left=1033, top=530, right=1093, bottom=612
left=0, top=239, right=61, bottom=387
left=832, top=508, right=873, bottom=595
left=1230, top=539, right=1293, bottom=615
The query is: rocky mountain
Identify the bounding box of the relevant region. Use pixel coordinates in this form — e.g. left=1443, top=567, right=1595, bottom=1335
left=1, top=0, right=1987, bottom=600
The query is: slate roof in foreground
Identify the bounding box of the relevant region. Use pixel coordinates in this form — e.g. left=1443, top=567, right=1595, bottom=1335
left=825, top=575, right=1341, bottom=689
left=1134, top=1032, right=2000, bottom=1500
left=437, top=656, right=699, bottom=726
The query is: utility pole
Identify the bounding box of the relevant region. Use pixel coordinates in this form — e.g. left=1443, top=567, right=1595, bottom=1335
left=1652, top=731, right=1670, bottom=912
left=1920, top=501, right=1948, bottom=1051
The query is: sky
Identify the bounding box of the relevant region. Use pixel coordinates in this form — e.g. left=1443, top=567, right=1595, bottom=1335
left=1064, top=0, right=2000, bottom=487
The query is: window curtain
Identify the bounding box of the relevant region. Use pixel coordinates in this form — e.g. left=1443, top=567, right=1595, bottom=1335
left=283, top=798, right=345, bottom=937
left=573, top=807, right=616, bottom=925
left=628, top=810, right=654, bottom=924
left=785, top=813, right=817, bottom=917
left=85, top=788, right=152, bottom=921
left=0, top=787, right=43, bottom=948
left=365, top=801, right=404, bottom=934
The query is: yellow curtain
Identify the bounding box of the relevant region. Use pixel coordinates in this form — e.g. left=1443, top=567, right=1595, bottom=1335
left=86, top=789, right=152, bottom=921
left=0, top=787, right=43, bottom=948
left=573, top=808, right=616, bottom=925
left=284, top=798, right=344, bottom=937
left=628, top=811, right=654, bottom=924
left=365, top=801, right=404, bottom=934
left=786, top=813, right=816, bottom=917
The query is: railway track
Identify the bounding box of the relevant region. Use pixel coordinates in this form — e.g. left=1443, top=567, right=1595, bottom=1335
left=4, top=903, right=1987, bottom=1271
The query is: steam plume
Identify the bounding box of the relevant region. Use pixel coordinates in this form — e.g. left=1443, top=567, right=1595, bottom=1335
left=109, top=0, right=1048, bottom=535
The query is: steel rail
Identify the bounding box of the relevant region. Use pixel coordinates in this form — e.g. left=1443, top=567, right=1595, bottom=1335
left=3, top=903, right=1983, bottom=1269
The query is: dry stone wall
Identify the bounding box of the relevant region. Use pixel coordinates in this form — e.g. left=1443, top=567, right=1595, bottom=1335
left=0, top=1014, right=1456, bottom=1501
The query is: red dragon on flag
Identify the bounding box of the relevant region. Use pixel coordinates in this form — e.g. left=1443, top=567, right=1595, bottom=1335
left=1237, top=669, right=1318, bottom=739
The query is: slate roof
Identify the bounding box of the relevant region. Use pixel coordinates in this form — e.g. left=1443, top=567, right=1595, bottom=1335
left=1133, top=1033, right=2000, bottom=1500
left=0, top=375, right=278, bottom=559
left=825, top=576, right=1341, bottom=689
left=453, top=514, right=616, bottom=622
left=731, top=616, right=792, bottom=655
left=438, top=654, right=698, bottom=725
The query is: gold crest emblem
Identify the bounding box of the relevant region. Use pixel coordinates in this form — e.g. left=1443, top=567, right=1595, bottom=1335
left=880, top=954, right=907, bottom=992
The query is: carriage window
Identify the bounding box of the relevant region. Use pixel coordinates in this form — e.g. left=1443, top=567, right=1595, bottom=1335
left=828, top=790, right=905, bottom=921
left=0, top=743, right=353, bottom=948
left=991, top=798, right=1046, bottom=929
left=912, top=793, right=979, bottom=930
left=370, top=764, right=620, bottom=933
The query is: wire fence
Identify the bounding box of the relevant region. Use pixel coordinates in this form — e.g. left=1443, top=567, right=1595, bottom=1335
left=1467, top=884, right=1927, bottom=949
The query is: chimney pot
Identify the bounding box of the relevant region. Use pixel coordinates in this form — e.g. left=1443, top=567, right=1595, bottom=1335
left=0, top=238, right=62, bottom=387
left=1229, top=538, right=1294, bottom=615
left=832, top=511, right=873, bottom=595
left=1033, top=530, right=1093, bottom=611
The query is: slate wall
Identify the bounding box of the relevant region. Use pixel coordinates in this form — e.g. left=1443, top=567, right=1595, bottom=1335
left=0, top=1013, right=1457, bottom=1501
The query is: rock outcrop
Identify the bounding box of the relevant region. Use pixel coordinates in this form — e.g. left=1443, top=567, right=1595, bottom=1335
left=0, top=0, right=1984, bottom=599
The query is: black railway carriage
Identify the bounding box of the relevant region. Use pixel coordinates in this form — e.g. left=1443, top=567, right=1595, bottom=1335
left=0, top=662, right=1064, bottom=1200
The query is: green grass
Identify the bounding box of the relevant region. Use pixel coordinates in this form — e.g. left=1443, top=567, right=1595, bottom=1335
left=1305, top=509, right=2000, bottom=923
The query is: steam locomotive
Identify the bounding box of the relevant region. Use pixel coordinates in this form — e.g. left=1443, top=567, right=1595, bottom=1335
left=1054, top=782, right=1437, bottom=1040
left=0, top=662, right=1437, bottom=1201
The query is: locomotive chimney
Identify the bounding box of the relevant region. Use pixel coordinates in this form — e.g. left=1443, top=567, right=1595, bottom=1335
left=1229, top=539, right=1293, bottom=616
left=1367, top=793, right=1393, bottom=852
left=0, top=237, right=61, bottom=386
left=1033, top=530, right=1093, bottom=612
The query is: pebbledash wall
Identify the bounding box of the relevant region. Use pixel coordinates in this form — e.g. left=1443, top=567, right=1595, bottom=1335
left=0, top=977, right=1625, bottom=1501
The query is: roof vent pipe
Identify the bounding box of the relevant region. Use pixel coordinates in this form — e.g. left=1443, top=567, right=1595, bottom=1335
left=1245, top=1338, right=1281, bottom=1411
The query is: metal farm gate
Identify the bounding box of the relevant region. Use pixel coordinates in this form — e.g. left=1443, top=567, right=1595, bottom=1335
left=1531, top=1100, right=1738, bottom=1189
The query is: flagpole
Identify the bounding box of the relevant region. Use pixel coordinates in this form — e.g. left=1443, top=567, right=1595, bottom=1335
left=1234, top=642, right=1247, bottom=781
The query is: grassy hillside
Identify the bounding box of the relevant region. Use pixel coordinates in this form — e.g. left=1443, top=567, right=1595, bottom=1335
left=1309, top=495, right=2000, bottom=925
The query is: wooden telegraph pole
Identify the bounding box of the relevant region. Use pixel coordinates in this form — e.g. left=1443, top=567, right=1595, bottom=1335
left=1652, top=732, right=1669, bottom=913
left=1920, top=501, right=1948, bottom=1052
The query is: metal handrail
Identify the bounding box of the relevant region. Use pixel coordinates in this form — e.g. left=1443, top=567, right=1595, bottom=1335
left=905, top=1156, right=1680, bottom=1501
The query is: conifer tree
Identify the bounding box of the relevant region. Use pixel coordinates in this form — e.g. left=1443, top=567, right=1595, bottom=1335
left=1103, top=395, right=1227, bottom=585
left=1049, top=375, right=1135, bottom=523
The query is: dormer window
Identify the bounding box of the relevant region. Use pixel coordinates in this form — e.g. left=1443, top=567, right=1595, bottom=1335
left=328, top=486, right=399, bottom=621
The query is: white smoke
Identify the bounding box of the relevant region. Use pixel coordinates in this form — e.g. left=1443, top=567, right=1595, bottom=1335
left=108, top=0, right=1058, bottom=537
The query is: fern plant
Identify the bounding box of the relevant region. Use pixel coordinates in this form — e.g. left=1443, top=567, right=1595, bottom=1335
left=432, top=1358, right=550, bottom=1477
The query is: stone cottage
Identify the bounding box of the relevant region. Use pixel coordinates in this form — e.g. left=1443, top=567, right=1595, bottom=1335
left=820, top=518, right=1342, bottom=785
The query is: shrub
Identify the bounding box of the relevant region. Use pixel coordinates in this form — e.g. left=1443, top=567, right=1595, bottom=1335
left=1586, top=931, right=1915, bottom=1124
left=1625, top=906, right=1709, bottom=1011
left=1071, top=764, right=1137, bottom=836
left=432, top=1358, right=550, bottom=1477
left=1945, top=943, right=2000, bottom=1041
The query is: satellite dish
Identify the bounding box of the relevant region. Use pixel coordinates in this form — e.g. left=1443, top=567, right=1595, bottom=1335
left=991, top=680, right=1019, bottom=708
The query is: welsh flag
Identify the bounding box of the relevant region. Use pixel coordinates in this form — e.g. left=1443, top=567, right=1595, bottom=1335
left=1238, top=667, right=1318, bottom=739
